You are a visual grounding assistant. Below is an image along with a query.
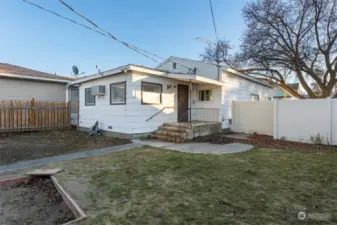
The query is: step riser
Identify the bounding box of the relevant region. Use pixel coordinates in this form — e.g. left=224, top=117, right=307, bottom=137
left=154, top=130, right=187, bottom=138
left=159, top=126, right=190, bottom=133
left=162, top=123, right=191, bottom=129
left=151, top=123, right=192, bottom=143
left=151, top=135, right=185, bottom=143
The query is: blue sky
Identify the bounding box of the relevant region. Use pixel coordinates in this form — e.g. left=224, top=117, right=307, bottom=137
left=0, top=0, right=247, bottom=76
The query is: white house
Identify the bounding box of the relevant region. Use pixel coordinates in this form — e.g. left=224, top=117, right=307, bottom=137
left=69, top=57, right=273, bottom=139
left=157, top=57, right=274, bottom=127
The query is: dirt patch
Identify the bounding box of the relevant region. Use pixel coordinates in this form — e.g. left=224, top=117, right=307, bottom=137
left=0, top=130, right=131, bottom=165
left=194, top=133, right=337, bottom=151
left=0, top=177, right=75, bottom=225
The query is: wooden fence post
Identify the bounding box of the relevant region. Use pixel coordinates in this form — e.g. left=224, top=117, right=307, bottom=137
left=10, top=100, right=13, bottom=131
left=29, top=98, right=35, bottom=129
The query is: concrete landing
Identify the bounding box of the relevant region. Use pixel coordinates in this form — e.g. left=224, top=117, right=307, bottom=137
left=133, top=140, right=254, bottom=154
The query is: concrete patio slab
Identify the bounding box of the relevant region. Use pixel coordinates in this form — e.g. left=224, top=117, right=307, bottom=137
left=133, top=140, right=254, bottom=154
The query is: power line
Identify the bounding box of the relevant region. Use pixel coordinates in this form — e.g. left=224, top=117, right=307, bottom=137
left=59, top=0, right=165, bottom=62
left=208, top=0, right=218, bottom=40
left=22, top=0, right=106, bottom=37
left=57, top=0, right=194, bottom=71
left=23, top=0, right=194, bottom=71
left=23, top=0, right=159, bottom=63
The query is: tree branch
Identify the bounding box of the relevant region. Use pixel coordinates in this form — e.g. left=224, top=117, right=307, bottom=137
left=261, top=78, right=306, bottom=99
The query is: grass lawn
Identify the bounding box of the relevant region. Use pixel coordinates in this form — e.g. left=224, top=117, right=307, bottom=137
left=47, top=146, right=337, bottom=225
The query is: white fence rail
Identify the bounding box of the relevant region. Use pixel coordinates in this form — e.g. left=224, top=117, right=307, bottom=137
left=231, top=98, right=337, bottom=145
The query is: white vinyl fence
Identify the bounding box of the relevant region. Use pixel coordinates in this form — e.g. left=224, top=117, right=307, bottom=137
left=231, top=98, right=337, bottom=145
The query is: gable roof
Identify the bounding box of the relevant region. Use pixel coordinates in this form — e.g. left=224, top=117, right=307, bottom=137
left=157, top=56, right=273, bottom=88
left=70, top=64, right=223, bottom=86
left=0, top=63, right=74, bottom=83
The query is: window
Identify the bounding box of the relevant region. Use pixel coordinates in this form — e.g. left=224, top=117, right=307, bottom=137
left=251, top=94, right=260, bottom=101
left=264, top=96, right=272, bottom=101
left=110, top=82, right=126, bottom=105
left=198, top=90, right=212, bottom=101
left=173, top=62, right=177, bottom=69
left=141, top=82, right=162, bottom=105
left=85, top=88, right=95, bottom=106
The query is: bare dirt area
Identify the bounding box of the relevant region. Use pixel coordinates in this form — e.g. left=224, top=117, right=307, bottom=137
left=0, top=130, right=131, bottom=165
left=0, top=177, right=75, bottom=225
left=194, top=133, right=337, bottom=151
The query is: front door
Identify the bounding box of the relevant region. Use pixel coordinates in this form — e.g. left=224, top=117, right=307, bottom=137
left=178, top=84, right=189, bottom=122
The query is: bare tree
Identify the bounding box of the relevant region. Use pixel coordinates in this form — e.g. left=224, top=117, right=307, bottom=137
left=201, top=0, right=337, bottom=99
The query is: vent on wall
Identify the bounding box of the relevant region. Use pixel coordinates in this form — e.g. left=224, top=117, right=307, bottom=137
left=91, top=85, right=106, bottom=96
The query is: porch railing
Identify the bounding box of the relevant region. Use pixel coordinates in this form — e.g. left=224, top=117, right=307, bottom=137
left=146, top=106, right=175, bottom=122
left=178, top=108, right=220, bottom=126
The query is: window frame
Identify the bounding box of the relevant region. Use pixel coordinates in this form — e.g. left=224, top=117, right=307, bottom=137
left=85, top=88, right=96, bottom=106
left=110, top=81, right=127, bottom=105
left=251, top=94, right=260, bottom=101
left=141, top=81, right=162, bottom=105
left=198, top=89, right=213, bottom=102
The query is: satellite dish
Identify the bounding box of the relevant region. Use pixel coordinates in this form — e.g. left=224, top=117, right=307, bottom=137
left=72, top=65, right=79, bottom=75
left=71, top=65, right=85, bottom=77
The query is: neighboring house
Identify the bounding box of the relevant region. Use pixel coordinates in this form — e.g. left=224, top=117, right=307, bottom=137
left=68, top=57, right=273, bottom=139
left=0, top=63, right=74, bottom=102
left=272, top=83, right=300, bottom=99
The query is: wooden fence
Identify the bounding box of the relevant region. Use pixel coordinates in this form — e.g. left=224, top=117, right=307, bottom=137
left=0, top=98, right=72, bottom=133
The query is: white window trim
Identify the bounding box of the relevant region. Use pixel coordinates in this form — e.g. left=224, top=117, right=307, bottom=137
left=110, top=82, right=126, bottom=105
left=85, top=88, right=95, bottom=106
left=197, top=89, right=213, bottom=102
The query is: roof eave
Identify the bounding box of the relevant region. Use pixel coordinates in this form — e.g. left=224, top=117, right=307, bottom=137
left=0, top=73, right=72, bottom=83
left=224, top=68, right=274, bottom=88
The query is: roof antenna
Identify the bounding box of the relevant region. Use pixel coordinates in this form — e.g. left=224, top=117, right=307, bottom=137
left=72, top=65, right=85, bottom=77
left=96, top=65, right=103, bottom=76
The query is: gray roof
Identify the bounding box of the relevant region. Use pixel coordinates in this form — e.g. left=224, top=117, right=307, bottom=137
left=0, top=63, right=74, bottom=81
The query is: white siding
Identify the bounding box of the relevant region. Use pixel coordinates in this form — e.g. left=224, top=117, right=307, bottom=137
left=157, top=57, right=219, bottom=80
left=79, top=72, right=191, bottom=134
left=0, top=77, right=67, bottom=102
left=220, top=72, right=273, bottom=128
left=190, top=83, right=222, bottom=121
left=157, top=57, right=273, bottom=128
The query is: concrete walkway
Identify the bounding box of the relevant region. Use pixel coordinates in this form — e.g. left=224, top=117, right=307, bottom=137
left=0, top=140, right=254, bottom=173
left=0, top=143, right=142, bottom=173
left=133, top=140, right=254, bottom=154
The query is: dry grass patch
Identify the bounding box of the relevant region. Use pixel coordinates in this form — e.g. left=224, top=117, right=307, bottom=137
left=47, top=146, right=337, bottom=225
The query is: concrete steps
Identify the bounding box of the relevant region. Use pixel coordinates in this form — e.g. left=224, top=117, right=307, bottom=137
left=151, top=123, right=192, bottom=143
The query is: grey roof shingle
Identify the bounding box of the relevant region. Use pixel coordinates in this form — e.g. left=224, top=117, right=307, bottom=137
left=0, top=63, right=74, bottom=81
